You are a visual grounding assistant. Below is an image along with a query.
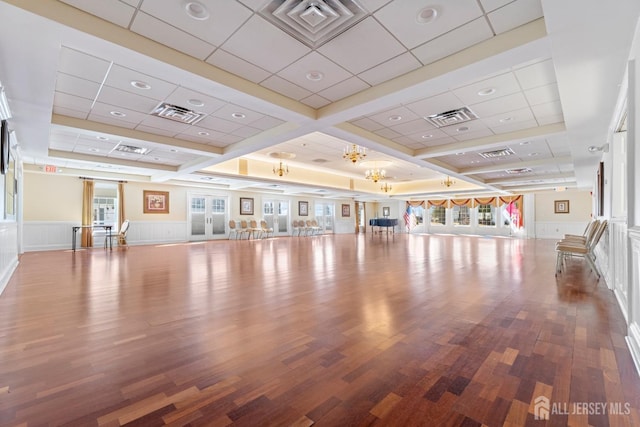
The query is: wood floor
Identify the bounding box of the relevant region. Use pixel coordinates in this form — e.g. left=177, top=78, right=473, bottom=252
left=0, top=234, right=638, bottom=426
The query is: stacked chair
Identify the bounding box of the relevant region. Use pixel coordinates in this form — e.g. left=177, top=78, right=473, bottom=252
left=555, top=219, right=607, bottom=279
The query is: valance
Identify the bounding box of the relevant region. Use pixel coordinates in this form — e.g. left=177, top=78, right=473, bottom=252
left=428, top=199, right=449, bottom=208
left=450, top=198, right=473, bottom=207
left=473, top=197, right=497, bottom=207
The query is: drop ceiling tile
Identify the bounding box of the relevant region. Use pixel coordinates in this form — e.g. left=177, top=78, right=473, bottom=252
left=104, top=65, right=177, bottom=100
left=49, top=140, right=77, bottom=151
left=489, top=118, right=538, bottom=134
left=317, top=17, right=405, bottom=75
left=358, top=52, right=421, bottom=86
left=221, top=15, right=310, bottom=74
left=537, top=113, right=564, bottom=126
left=447, top=127, right=494, bottom=142
left=53, top=106, right=89, bottom=120
left=405, top=129, right=453, bottom=143
left=375, top=0, right=484, bottom=49
left=236, top=0, right=263, bottom=11
left=350, top=117, right=385, bottom=132
left=277, top=51, right=352, bottom=92
left=90, top=102, right=148, bottom=125
left=524, top=83, right=560, bottom=106
left=58, top=47, right=111, bottom=84
left=301, top=94, right=331, bottom=109
left=368, top=106, right=420, bottom=127
left=137, top=115, right=192, bottom=135
left=54, top=92, right=94, bottom=113
left=453, top=72, right=521, bottom=106
left=131, top=12, right=216, bottom=61
left=261, top=75, right=312, bottom=100
left=412, top=17, right=493, bottom=65
left=531, top=101, right=563, bottom=120
left=197, top=115, right=244, bottom=134
left=139, top=0, right=251, bottom=47
left=207, top=49, right=271, bottom=84
left=59, top=0, right=135, bottom=27
left=440, top=119, right=490, bottom=136
left=318, top=76, right=370, bottom=101
left=405, top=92, right=465, bottom=117
left=389, top=118, right=435, bottom=135
left=55, top=73, right=101, bottom=100
left=210, top=104, right=265, bottom=126
left=96, top=86, right=160, bottom=114
left=87, top=113, right=138, bottom=129
left=374, top=128, right=402, bottom=139
left=481, top=107, right=535, bottom=128
left=470, top=92, right=529, bottom=118
left=479, top=0, right=512, bottom=12
left=514, top=59, right=556, bottom=90
left=231, top=126, right=261, bottom=138
left=249, top=116, right=286, bottom=131
left=163, top=87, right=227, bottom=115
left=487, top=0, right=543, bottom=34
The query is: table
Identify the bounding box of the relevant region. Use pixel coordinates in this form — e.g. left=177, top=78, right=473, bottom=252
left=72, top=225, right=113, bottom=251
left=369, top=218, right=398, bottom=236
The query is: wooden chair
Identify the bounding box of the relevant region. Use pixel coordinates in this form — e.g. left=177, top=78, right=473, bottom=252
left=248, top=219, right=262, bottom=239
left=292, top=220, right=300, bottom=236
left=238, top=220, right=250, bottom=240
left=106, top=219, right=129, bottom=248
left=260, top=220, right=274, bottom=238
left=228, top=220, right=241, bottom=239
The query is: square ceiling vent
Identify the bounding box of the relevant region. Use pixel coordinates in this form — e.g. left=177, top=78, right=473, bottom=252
left=478, top=147, right=515, bottom=159
left=114, top=144, right=149, bottom=155
left=424, top=107, right=478, bottom=128
left=151, top=103, right=205, bottom=125
left=259, top=0, right=368, bottom=48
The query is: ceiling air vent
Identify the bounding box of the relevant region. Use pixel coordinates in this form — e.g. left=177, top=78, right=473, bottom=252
left=114, top=144, right=149, bottom=155
left=424, top=106, right=478, bottom=128
left=478, top=147, right=515, bottom=159
left=505, top=167, right=533, bottom=174
left=258, top=0, right=368, bottom=48
left=151, top=102, right=205, bottom=125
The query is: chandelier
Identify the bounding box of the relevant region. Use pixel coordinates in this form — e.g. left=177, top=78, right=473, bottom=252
left=273, top=161, right=289, bottom=177
left=441, top=176, right=455, bottom=187
left=343, top=144, right=366, bottom=164
left=365, top=168, right=386, bottom=183
left=380, top=182, right=392, bottom=193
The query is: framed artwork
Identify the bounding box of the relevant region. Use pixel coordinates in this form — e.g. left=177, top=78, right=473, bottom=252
left=298, top=201, right=309, bottom=216
left=240, top=197, right=254, bottom=215
left=554, top=200, right=570, bottom=214
left=382, top=207, right=390, bottom=217
left=342, top=204, right=350, bottom=217
left=143, top=190, right=170, bottom=214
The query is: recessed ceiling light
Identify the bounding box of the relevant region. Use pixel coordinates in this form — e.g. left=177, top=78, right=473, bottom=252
left=110, top=111, right=126, bottom=117
left=421, top=134, right=433, bottom=139
left=130, top=80, right=151, bottom=90
left=470, top=160, right=480, bottom=164
left=188, top=99, right=205, bottom=107
left=528, top=152, right=539, bottom=156
left=389, top=115, right=402, bottom=121
left=170, top=148, right=179, bottom=153
left=499, top=117, right=513, bottom=123
left=89, top=148, right=99, bottom=152
left=184, top=1, right=209, bottom=20
left=96, top=136, right=109, bottom=141
left=198, top=131, right=210, bottom=136
left=231, top=112, right=246, bottom=119
left=520, top=141, right=530, bottom=145
left=477, top=87, right=496, bottom=96
left=456, top=126, right=469, bottom=132
left=416, top=7, right=438, bottom=23
left=306, top=70, right=324, bottom=81
left=455, top=152, right=465, bottom=155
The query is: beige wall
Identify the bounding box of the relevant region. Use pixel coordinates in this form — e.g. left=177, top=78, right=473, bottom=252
left=534, top=189, right=592, bottom=222
left=24, top=173, right=83, bottom=221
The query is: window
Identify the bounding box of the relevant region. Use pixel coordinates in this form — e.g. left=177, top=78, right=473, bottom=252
left=211, top=198, right=225, bottom=213
left=430, top=206, right=446, bottom=225
left=478, top=204, right=496, bottom=226
left=452, top=205, right=470, bottom=226
left=93, top=196, right=116, bottom=225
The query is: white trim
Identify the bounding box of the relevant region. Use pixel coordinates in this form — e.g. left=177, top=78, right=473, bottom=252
left=626, top=322, right=640, bottom=377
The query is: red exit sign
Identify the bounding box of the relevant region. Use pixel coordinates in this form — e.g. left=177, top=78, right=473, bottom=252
left=44, top=165, right=57, bottom=173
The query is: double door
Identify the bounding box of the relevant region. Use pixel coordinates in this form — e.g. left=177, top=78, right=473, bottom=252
left=188, top=194, right=228, bottom=240
left=263, top=200, right=289, bottom=236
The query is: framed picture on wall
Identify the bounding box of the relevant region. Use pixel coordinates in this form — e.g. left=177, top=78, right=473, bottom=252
left=240, top=197, right=254, bottom=215
left=299, top=201, right=309, bottom=216
left=554, top=200, right=570, bottom=214
left=143, top=190, right=170, bottom=214
left=382, top=207, right=390, bottom=217
left=342, top=204, right=350, bottom=217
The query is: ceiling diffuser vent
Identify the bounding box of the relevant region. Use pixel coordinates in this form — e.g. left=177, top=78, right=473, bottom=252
left=478, top=147, right=515, bottom=159
left=424, top=106, right=478, bottom=128
left=505, top=167, right=533, bottom=174
left=151, top=102, right=205, bottom=124
left=258, top=0, right=368, bottom=48
left=115, top=144, right=149, bottom=155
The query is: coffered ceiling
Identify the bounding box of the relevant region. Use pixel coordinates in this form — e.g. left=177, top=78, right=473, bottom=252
left=0, top=0, right=638, bottom=200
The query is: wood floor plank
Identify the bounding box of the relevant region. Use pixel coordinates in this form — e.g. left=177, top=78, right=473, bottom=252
left=0, top=234, right=639, bottom=425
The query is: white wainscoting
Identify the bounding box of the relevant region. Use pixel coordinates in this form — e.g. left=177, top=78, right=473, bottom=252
left=23, top=221, right=188, bottom=252
left=534, top=221, right=589, bottom=239
left=594, top=223, right=611, bottom=288
left=627, top=227, right=640, bottom=376
left=609, top=219, right=628, bottom=319
left=0, top=222, right=19, bottom=295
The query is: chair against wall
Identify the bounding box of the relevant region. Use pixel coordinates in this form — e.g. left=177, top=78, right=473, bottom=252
left=239, top=220, right=250, bottom=240
left=229, top=220, right=240, bottom=240
left=248, top=219, right=262, bottom=239
left=555, top=220, right=607, bottom=278
left=106, top=219, right=130, bottom=248
left=260, top=220, right=274, bottom=238
left=291, top=220, right=300, bottom=236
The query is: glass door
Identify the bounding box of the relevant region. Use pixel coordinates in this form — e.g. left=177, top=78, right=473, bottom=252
left=314, top=202, right=334, bottom=234
left=263, top=200, right=290, bottom=236
left=188, top=194, right=228, bottom=240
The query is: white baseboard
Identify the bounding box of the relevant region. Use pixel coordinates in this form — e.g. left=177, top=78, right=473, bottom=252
left=626, top=322, right=640, bottom=377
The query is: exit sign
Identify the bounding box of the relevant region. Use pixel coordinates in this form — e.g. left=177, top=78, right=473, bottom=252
left=44, top=165, right=57, bottom=173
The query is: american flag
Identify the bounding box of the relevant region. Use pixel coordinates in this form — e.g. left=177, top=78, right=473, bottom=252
left=403, top=205, right=411, bottom=230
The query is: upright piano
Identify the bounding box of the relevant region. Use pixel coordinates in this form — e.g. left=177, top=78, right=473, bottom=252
left=369, top=218, right=398, bottom=235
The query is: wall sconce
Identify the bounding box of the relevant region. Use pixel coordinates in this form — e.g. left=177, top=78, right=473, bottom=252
left=587, top=143, right=609, bottom=153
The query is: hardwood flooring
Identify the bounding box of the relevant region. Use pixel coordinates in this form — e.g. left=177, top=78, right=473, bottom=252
left=0, top=234, right=638, bottom=426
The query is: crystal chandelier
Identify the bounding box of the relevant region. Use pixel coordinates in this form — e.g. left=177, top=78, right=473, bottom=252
left=273, top=161, right=289, bottom=177
left=441, top=176, right=455, bottom=187
left=343, top=144, right=366, bottom=164
left=365, top=168, right=386, bottom=183
left=381, top=182, right=392, bottom=193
